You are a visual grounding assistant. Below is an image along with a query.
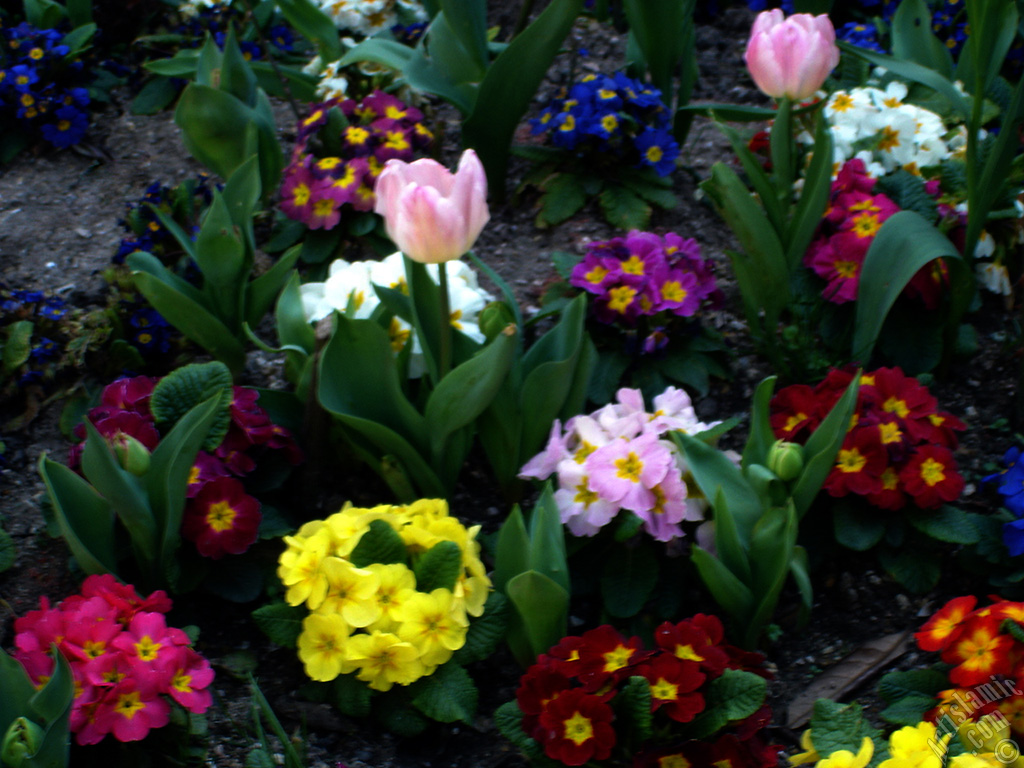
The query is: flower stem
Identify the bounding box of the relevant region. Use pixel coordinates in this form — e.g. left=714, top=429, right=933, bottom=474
left=438, top=262, right=452, bottom=381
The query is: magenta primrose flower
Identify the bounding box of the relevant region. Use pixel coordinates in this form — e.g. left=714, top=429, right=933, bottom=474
left=744, top=10, right=839, bottom=101
left=374, top=149, right=490, bottom=264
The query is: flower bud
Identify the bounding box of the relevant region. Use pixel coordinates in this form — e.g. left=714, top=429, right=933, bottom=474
left=478, top=301, right=516, bottom=342
left=767, top=439, right=804, bottom=481
left=113, top=432, right=151, bottom=476
left=2, top=717, right=44, bottom=767
left=744, top=10, right=839, bottom=101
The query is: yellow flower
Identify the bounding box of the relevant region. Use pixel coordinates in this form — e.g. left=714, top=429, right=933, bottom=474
left=365, top=563, right=418, bottom=633
left=297, top=613, right=353, bottom=682
left=279, top=528, right=332, bottom=609
left=318, top=557, right=381, bottom=628
left=880, top=722, right=949, bottom=768
left=789, top=730, right=819, bottom=766
left=395, top=588, right=469, bottom=666
left=818, top=738, right=874, bottom=768
left=345, top=631, right=424, bottom=691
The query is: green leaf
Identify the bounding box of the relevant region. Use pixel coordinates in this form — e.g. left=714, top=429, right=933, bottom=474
left=529, top=486, right=571, bottom=592
left=600, top=543, right=658, bottom=618
left=150, top=361, right=233, bottom=451
left=439, top=0, right=488, bottom=76
left=853, top=211, right=969, bottom=366
left=906, top=506, right=978, bottom=545
left=131, top=76, right=181, bottom=115
left=875, top=170, right=938, bottom=222
left=348, top=519, right=409, bottom=568
left=461, top=0, right=584, bottom=193
left=247, top=246, right=302, bottom=329
left=619, top=676, right=654, bottom=743
left=879, top=695, right=940, bottom=726
left=506, top=571, right=570, bottom=666
left=144, top=49, right=201, bottom=77
left=3, top=321, right=33, bottom=374
left=175, top=84, right=255, bottom=180
left=494, top=700, right=542, bottom=758
left=412, top=663, right=477, bottom=724
left=274, top=0, right=344, bottom=62
left=742, top=376, right=778, bottom=469
left=453, top=592, right=508, bottom=665
left=877, top=547, right=941, bottom=593
left=376, top=702, right=428, bottom=737
left=690, top=546, right=754, bottom=625
left=833, top=501, right=886, bottom=551
left=331, top=674, right=372, bottom=717
left=0, top=528, right=13, bottom=572
left=684, top=669, right=767, bottom=739
left=809, top=700, right=883, bottom=756
left=877, top=669, right=949, bottom=703
left=251, top=602, right=307, bottom=648
left=38, top=455, right=118, bottom=576
left=598, top=184, right=651, bottom=230
left=621, top=0, right=692, bottom=104
left=892, top=0, right=953, bottom=76
left=493, top=506, right=529, bottom=592
left=787, top=115, right=834, bottom=270
left=536, top=173, right=588, bottom=228
left=414, top=540, right=462, bottom=593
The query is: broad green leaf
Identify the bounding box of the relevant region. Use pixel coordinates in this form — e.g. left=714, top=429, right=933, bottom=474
left=413, top=540, right=462, bottom=592
left=493, top=506, right=529, bottom=592
left=222, top=154, right=261, bottom=252
left=440, top=0, right=488, bottom=76
left=880, top=695, right=943, bottom=726
left=175, top=84, right=255, bottom=181
left=617, top=676, right=653, bottom=744
left=144, top=50, right=201, bottom=77
left=745, top=503, right=796, bottom=648
left=250, top=61, right=319, bottom=103
left=425, top=11, right=486, bottom=85
left=452, top=591, right=508, bottom=665
left=461, top=0, right=583, bottom=193
left=218, top=28, right=259, bottom=104
left=598, top=184, right=651, bottom=230
left=494, top=701, right=543, bottom=758
left=622, top=0, right=692, bottom=104
left=537, top=172, right=588, bottom=228
left=906, top=505, right=979, bottom=545
left=600, top=542, right=658, bottom=618
left=275, top=0, right=343, bottom=62
left=878, top=546, right=941, bottom=593
left=67, top=0, right=93, bottom=26
left=3, top=321, right=33, bottom=374
left=338, top=38, right=416, bottom=74
left=742, top=376, right=777, bottom=469
left=247, top=246, right=302, bottom=329
left=149, top=361, right=233, bottom=451
left=877, top=669, right=949, bottom=703
left=377, top=702, right=427, bottom=737
left=348, top=519, right=408, bottom=568
left=690, top=546, right=754, bottom=623
left=131, top=76, right=181, bottom=115
left=787, top=115, right=834, bottom=270
left=833, top=501, right=886, bottom=551
left=529, top=485, right=571, bottom=591
left=506, top=571, right=569, bottom=666
left=853, top=211, right=968, bottom=364
left=252, top=602, right=307, bottom=648
left=412, top=663, right=477, bottom=724
left=38, top=455, right=118, bottom=575
left=331, top=674, right=372, bottom=717
left=710, top=488, right=752, bottom=587
left=892, top=0, right=953, bottom=77
left=717, top=122, right=784, bottom=235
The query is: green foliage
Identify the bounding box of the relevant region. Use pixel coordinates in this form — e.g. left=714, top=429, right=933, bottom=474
left=341, top=0, right=582, bottom=194
left=452, top=592, right=509, bottom=665
left=150, top=362, right=234, bottom=451
left=679, top=669, right=768, bottom=739
left=412, top=541, right=463, bottom=593
left=0, top=646, right=73, bottom=768
left=129, top=158, right=301, bottom=374
left=0, top=526, right=14, bottom=573
left=252, top=602, right=307, bottom=648
left=348, top=519, right=409, bottom=568
left=677, top=375, right=858, bottom=648
left=877, top=668, right=948, bottom=727
left=247, top=676, right=307, bottom=768
left=803, top=700, right=885, bottom=766
left=39, top=396, right=223, bottom=594
left=411, top=664, right=477, bottom=724
left=494, top=487, right=570, bottom=666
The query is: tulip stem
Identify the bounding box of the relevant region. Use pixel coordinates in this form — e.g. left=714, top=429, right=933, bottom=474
left=438, top=263, right=452, bottom=381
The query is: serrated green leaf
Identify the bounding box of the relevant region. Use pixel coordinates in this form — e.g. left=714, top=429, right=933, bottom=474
left=682, top=668, right=766, bottom=739
left=617, top=676, right=653, bottom=743
left=413, top=540, right=463, bottom=593
left=598, top=184, right=651, bottom=230
left=809, top=700, right=883, bottom=756
left=348, top=519, right=409, bottom=568
left=906, top=506, right=979, bottom=545
left=878, top=547, right=941, bottom=593
left=494, top=700, right=543, bottom=758
left=332, top=673, right=372, bottom=717
left=150, top=361, right=234, bottom=452
left=251, top=602, right=306, bottom=648
left=875, top=170, right=939, bottom=222
left=412, top=663, right=477, bottom=724
left=1003, top=619, right=1024, bottom=645
left=453, top=592, right=508, bottom=665
left=377, top=701, right=428, bottom=737
left=879, top=695, right=940, bottom=726
left=877, top=669, right=949, bottom=703
left=833, top=501, right=887, bottom=552
left=536, top=173, right=588, bottom=227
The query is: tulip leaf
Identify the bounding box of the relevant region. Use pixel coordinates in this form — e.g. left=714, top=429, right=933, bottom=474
left=424, top=324, right=517, bottom=468
left=529, top=485, right=571, bottom=592
left=709, top=488, right=752, bottom=587
left=38, top=455, right=118, bottom=576
left=144, top=49, right=201, bottom=77
left=506, top=571, right=570, bottom=665
left=600, top=542, right=659, bottom=618
left=175, top=84, right=255, bottom=181
left=741, top=376, right=777, bottom=469
left=425, top=11, right=485, bottom=85
left=892, top=0, right=952, bottom=77
left=80, top=421, right=158, bottom=567
left=274, top=0, right=343, bottom=63
left=493, top=505, right=529, bottom=592
left=786, top=115, right=833, bottom=270
left=852, top=211, right=969, bottom=366
left=338, top=38, right=416, bottom=76
left=28, top=645, right=74, bottom=726
left=717, top=123, right=784, bottom=235
left=746, top=503, right=797, bottom=648
left=461, top=0, right=583, bottom=192
left=622, top=0, right=691, bottom=104
left=440, top=0, right=488, bottom=77
left=690, top=546, right=754, bottom=623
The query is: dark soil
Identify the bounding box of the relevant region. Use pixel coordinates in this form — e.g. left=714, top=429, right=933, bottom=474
left=0, top=3, right=1021, bottom=768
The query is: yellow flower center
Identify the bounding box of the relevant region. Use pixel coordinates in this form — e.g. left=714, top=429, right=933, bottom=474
left=114, top=691, right=145, bottom=719
left=564, top=711, right=594, bottom=746
left=837, top=448, right=867, bottom=473
left=614, top=452, right=644, bottom=482
left=206, top=501, right=237, bottom=532
left=920, top=457, right=946, bottom=486
left=883, top=396, right=910, bottom=418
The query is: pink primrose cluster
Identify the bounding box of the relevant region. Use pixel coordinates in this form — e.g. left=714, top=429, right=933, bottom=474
left=771, top=366, right=966, bottom=510
left=805, top=159, right=948, bottom=307
left=571, top=231, right=718, bottom=333
left=13, top=574, right=213, bottom=745
left=520, top=387, right=718, bottom=541
left=279, top=90, right=433, bottom=230
left=68, top=375, right=302, bottom=559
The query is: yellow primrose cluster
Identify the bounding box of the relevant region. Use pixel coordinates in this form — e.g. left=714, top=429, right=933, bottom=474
left=792, top=716, right=1024, bottom=768
left=277, top=499, right=490, bottom=691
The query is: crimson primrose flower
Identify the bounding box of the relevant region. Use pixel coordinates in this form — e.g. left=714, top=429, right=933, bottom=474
left=181, top=476, right=261, bottom=559
left=899, top=444, right=964, bottom=508
left=915, top=595, right=978, bottom=652
left=536, top=688, right=616, bottom=766
left=769, top=383, right=821, bottom=441
left=638, top=653, right=705, bottom=723
left=574, top=625, right=651, bottom=692
left=823, top=428, right=887, bottom=498
left=653, top=618, right=729, bottom=677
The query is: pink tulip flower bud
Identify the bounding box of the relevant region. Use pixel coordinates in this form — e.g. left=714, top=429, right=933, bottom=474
left=373, top=149, right=490, bottom=264
left=744, top=9, right=840, bottom=101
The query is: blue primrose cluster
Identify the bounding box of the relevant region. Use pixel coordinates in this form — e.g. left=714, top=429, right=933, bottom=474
left=986, top=447, right=1024, bottom=556
left=530, top=72, right=679, bottom=177
left=1, top=287, right=69, bottom=385
left=0, top=21, right=92, bottom=149
left=174, top=4, right=297, bottom=60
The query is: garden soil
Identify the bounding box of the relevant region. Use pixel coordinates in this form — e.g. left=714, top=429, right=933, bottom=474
left=0, top=3, right=1020, bottom=767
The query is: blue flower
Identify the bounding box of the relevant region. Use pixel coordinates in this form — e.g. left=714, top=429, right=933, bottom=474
left=10, top=64, right=38, bottom=91
left=39, top=297, right=67, bottom=320
left=11, top=289, right=43, bottom=303
left=30, top=337, right=57, bottom=360
left=634, top=127, right=679, bottom=177
left=985, top=447, right=1024, bottom=517
left=1004, top=518, right=1024, bottom=557
left=41, top=104, right=88, bottom=148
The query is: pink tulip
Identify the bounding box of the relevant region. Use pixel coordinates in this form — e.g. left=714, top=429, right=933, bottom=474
left=744, top=9, right=840, bottom=102
left=373, top=149, right=490, bottom=264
